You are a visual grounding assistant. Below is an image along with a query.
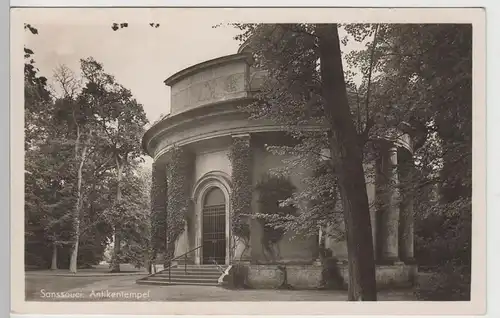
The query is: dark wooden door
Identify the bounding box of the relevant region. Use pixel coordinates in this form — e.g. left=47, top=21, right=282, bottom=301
left=202, top=188, right=226, bottom=264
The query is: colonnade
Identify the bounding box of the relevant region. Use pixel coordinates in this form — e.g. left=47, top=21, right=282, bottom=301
left=151, top=135, right=415, bottom=265
left=374, top=144, right=415, bottom=264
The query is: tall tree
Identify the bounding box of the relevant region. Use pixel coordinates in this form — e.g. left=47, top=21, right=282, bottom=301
left=24, top=24, right=72, bottom=270
left=24, top=24, right=152, bottom=272
left=315, top=24, right=377, bottom=301
left=24, top=24, right=51, bottom=151
left=367, top=24, right=472, bottom=299
left=328, top=23, right=472, bottom=299
left=50, top=65, right=96, bottom=273
left=78, top=57, right=148, bottom=272
left=232, top=23, right=377, bottom=300
left=118, top=166, right=152, bottom=269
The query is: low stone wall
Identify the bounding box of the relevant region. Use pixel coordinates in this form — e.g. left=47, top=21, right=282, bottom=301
left=241, top=263, right=417, bottom=290
left=333, top=262, right=417, bottom=290
left=376, top=263, right=417, bottom=288
left=246, top=264, right=322, bottom=289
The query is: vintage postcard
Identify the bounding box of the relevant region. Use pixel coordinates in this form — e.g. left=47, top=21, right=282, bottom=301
left=11, top=6, right=486, bottom=316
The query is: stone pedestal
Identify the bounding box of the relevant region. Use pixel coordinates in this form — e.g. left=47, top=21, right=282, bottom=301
left=243, top=262, right=416, bottom=290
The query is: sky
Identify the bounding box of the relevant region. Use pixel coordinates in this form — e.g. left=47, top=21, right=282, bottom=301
left=23, top=13, right=367, bottom=169
left=24, top=20, right=365, bottom=166
left=25, top=17, right=365, bottom=126
left=25, top=20, right=242, bottom=125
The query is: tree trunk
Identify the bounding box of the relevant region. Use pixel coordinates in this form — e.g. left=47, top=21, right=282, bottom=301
left=111, top=231, right=121, bottom=272
left=51, top=242, right=58, bottom=270
left=69, top=143, right=88, bottom=274
left=111, top=157, right=124, bottom=272
left=69, top=240, right=79, bottom=273
left=316, top=24, right=377, bottom=301
left=147, top=247, right=153, bottom=274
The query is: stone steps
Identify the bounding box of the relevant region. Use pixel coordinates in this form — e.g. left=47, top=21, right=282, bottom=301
left=136, top=265, right=224, bottom=287
left=155, top=272, right=221, bottom=278
left=136, top=279, right=218, bottom=286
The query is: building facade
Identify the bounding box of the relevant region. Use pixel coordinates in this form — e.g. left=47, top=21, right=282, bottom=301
left=142, top=47, right=416, bottom=289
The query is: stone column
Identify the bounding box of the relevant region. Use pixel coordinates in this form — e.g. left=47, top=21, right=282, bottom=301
left=380, top=145, right=400, bottom=262
left=229, top=134, right=253, bottom=263
left=364, top=159, right=378, bottom=258
left=399, top=153, right=415, bottom=262
left=165, top=146, right=195, bottom=262
left=150, top=160, right=168, bottom=267
left=314, top=150, right=333, bottom=265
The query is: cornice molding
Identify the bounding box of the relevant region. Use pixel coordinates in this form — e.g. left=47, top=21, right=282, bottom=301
left=152, top=124, right=324, bottom=161
left=143, top=98, right=252, bottom=155
left=163, top=53, right=252, bottom=87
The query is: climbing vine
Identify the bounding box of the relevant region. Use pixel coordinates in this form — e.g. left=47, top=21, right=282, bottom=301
left=150, top=162, right=167, bottom=254
left=254, top=174, right=297, bottom=261
left=228, top=136, right=252, bottom=245
left=165, top=146, right=194, bottom=259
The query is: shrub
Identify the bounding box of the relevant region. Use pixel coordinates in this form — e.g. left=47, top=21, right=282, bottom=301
left=415, top=262, right=471, bottom=301
left=318, top=248, right=346, bottom=290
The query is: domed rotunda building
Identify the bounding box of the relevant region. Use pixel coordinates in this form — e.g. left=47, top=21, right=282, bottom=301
left=142, top=43, right=416, bottom=289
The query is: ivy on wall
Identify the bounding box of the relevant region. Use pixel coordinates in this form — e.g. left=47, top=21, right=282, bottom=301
left=150, top=162, right=167, bottom=256
left=165, top=146, right=194, bottom=260
left=228, top=136, right=252, bottom=244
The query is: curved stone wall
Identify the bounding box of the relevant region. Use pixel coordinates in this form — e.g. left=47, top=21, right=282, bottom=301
left=145, top=48, right=416, bottom=278
left=144, top=52, right=414, bottom=157
left=165, top=54, right=250, bottom=116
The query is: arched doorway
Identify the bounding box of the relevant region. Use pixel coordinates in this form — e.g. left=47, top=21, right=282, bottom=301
left=202, top=187, right=226, bottom=264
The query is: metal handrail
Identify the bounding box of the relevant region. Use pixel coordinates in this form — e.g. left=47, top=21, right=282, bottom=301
left=146, top=243, right=229, bottom=283
left=167, top=244, right=204, bottom=282
left=210, top=257, right=226, bottom=274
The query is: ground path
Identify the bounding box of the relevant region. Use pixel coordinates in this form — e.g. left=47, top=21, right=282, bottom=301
left=26, top=265, right=416, bottom=301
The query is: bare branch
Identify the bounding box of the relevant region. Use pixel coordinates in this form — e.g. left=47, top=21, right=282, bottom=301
left=52, top=64, right=82, bottom=99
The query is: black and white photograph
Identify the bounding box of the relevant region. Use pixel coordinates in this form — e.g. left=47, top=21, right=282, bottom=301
left=11, top=6, right=486, bottom=316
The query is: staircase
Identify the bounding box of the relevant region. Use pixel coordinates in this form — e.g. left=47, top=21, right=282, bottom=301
left=136, top=264, right=224, bottom=286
